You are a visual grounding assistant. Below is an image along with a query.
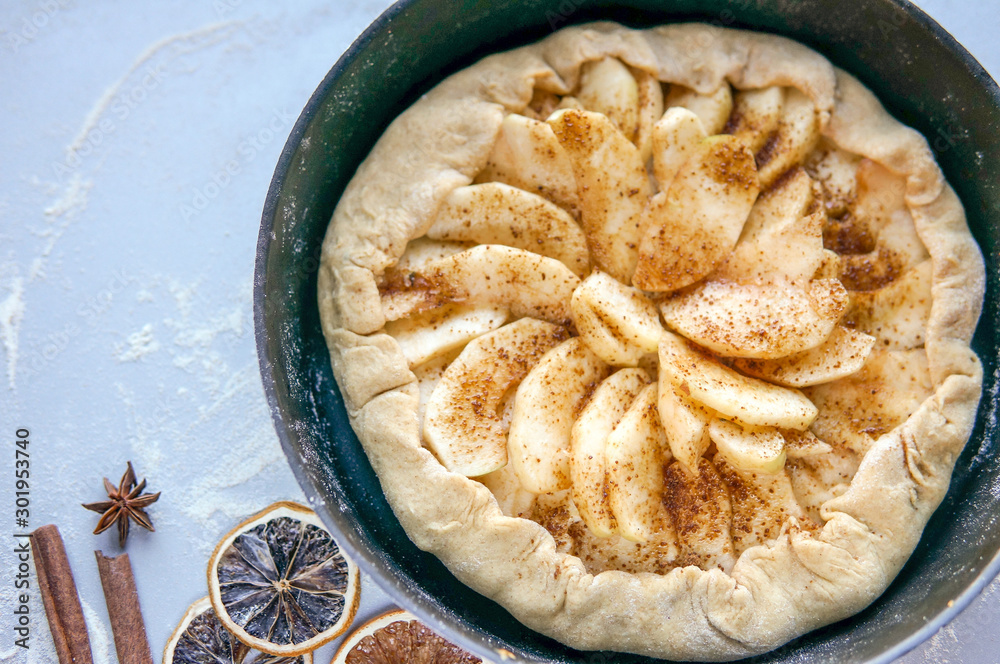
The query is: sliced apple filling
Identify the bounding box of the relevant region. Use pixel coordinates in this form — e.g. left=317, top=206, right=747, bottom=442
left=374, top=61, right=935, bottom=575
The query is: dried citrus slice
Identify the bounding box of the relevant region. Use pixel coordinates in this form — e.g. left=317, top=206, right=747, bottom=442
left=330, top=609, right=484, bottom=664
left=164, top=596, right=312, bottom=664
left=207, top=501, right=360, bottom=657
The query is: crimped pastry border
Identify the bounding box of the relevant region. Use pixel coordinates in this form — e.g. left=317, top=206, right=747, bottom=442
left=317, top=22, right=985, bottom=660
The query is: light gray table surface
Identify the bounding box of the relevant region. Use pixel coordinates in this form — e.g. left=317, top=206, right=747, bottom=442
left=0, top=1, right=997, bottom=662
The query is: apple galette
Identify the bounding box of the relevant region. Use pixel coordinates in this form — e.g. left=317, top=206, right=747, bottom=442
left=318, top=22, right=985, bottom=660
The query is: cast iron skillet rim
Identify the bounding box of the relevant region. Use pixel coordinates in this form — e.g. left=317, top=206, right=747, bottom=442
left=252, top=0, right=504, bottom=660
left=902, top=0, right=1000, bottom=94
left=253, top=0, right=1000, bottom=661
left=863, top=2, right=1000, bottom=662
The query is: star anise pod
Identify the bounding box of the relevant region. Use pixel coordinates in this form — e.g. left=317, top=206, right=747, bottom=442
left=82, top=461, right=160, bottom=547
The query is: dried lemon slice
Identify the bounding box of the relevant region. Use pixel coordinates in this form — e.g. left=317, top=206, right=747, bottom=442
left=207, top=501, right=360, bottom=657
left=164, top=596, right=312, bottom=664
left=330, top=609, right=483, bottom=664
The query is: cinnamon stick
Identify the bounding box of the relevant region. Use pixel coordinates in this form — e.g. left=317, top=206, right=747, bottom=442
left=30, top=525, right=94, bottom=664
left=94, top=551, right=153, bottom=664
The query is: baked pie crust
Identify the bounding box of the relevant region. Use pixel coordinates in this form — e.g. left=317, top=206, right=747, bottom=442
left=317, top=22, right=985, bottom=660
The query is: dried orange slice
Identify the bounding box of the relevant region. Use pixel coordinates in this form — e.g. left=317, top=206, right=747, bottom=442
left=330, top=609, right=484, bottom=664
left=207, top=501, right=360, bottom=657
left=163, top=596, right=312, bottom=664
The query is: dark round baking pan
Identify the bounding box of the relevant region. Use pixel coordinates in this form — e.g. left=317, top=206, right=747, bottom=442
left=254, top=1, right=1000, bottom=661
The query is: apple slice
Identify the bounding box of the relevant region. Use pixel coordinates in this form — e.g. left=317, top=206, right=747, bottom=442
left=573, top=306, right=645, bottom=367
left=607, top=384, right=671, bottom=543
left=548, top=109, right=652, bottom=282
left=476, top=113, right=579, bottom=212
left=508, top=338, right=612, bottom=494
left=428, top=183, right=590, bottom=277
left=556, top=96, right=584, bottom=111
left=424, top=318, right=569, bottom=476
left=385, top=304, right=509, bottom=368
left=814, top=249, right=842, bottom=280
left=844, top=260, right=932, bottom=350
left=782, top=429, right=833, bottom=459
left=854, top=159, right=927, bottom=267
left=729, top=209, right=827, bottom=284
left=756, top=88, right=820, bottom=189
left=872, top=218, right=930, bottom=278
left=658, top=331, right=818, bottom=430
left=805, top=348, right=933, bottom=456
left=665, top=84, right=734, bottom=135
left=380, top=245, right=581, bottom=325
left=414, top=349, right=459, bottom=432
left=633, top=135, right=760, bottom=292
left=658, top=374, right=712, bottom=475
left=715, top=456, right=805, bottom=555
left=709, top=419, right=786, bottom=474
left=735, top=167, right=814, bottom=243
left=728, top=87, right=784, bottom=153
left=663, top=458, right=736, bottom=573
left=571, top=368, right=651, bottom=537
left=838, top=160, right=929, bottom=291
left=571, top=271, right=663, bottom=366
left=733, top=326, right=876, bottom=387
left=786, top=444, right=858, bottom=522
left=651, top=107, right=708, bottom=190
left=576, top=57, right=640, bottom=140
left=838, top=160, right=929, bottom=290
left=661, top=278, right=848, bottom=359
left=809, top=143, right=862, bottom=218
left=633, top=68, right=665, bottom=163
left=479, top=462, right=536, bottom=519
left=395, top=237, right=469, bottom=272
left=717, top=170, right=825, bottom=284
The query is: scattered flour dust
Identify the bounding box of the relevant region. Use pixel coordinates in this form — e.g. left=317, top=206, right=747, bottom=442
left=36, top=20, right=242, bottom=258
left=29, top=172, right=94, bottom=283
left=982, top=576, right=1000, bottom=601
left=2, top=21, right=246, bottom=390
left=115, top=323, right=161, bottom=362
left=918, top=621, right=961, bottom=664
left=64, top=21, right=243, bottom=159
left=81, top=600, right=112, bottom=664
left=116, top=276, right=302, bottom=557
left=1, top=171, right=90, bottom=388
left=41, top=173, right=92, bottom=234
left=910, top=577, right=1000, bottom=664
left=986, top=363, right=1000, bottom=500
left=0, top=275, right=25, bottom=388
